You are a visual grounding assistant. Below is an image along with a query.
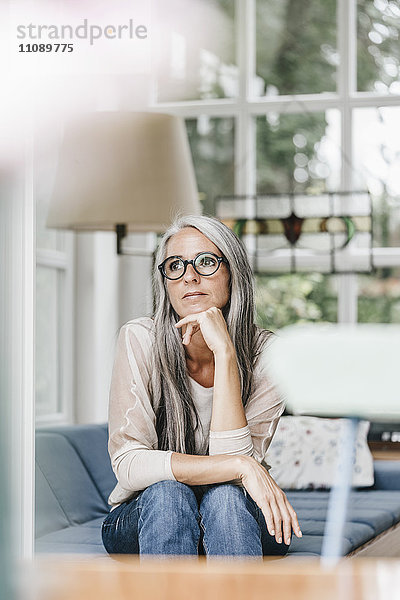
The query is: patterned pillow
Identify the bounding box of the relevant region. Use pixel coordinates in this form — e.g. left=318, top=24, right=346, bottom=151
left=266, top=416, right=374, bottom=489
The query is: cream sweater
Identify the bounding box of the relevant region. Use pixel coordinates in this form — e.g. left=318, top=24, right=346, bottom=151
left=107, top=317, right=284, bottom=509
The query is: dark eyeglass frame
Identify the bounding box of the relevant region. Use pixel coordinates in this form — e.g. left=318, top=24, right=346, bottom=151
left=158, top=251, right=229, bottom=280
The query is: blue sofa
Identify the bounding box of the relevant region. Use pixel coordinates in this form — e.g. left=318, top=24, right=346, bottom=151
left=35, top=423, right=400, bottom=557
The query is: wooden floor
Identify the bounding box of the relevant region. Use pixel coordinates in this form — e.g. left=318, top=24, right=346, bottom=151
left=25, top=556, right=400, bottom=600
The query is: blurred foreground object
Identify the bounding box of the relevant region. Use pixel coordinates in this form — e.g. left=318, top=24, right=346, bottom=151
left=267, top=324, right=400, bottom=566
left=47, top=112, right=201, bottom=253
left=267, top=324, right=400, bottom=420
left=27, top=556, right=400, bottom=600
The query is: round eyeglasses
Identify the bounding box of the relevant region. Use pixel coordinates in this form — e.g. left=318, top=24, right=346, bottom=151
left=158, top=252, right=229, bottom=280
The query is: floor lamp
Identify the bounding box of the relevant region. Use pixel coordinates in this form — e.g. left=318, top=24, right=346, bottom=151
left=267, top=323, right=400, bottom=566
left=46, top=111, right=201, bottom=251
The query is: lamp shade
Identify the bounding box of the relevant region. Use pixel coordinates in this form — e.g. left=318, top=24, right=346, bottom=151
left=266, top=323, right=400, bottom=421
left=47, top=112, right=201, bottom=233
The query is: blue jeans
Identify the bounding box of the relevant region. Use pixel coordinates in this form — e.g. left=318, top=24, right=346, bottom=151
left=101, top=481, right=290, bottom=559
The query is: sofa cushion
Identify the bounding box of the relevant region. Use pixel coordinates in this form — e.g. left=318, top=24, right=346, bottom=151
left=35, top=517, right=107, bottom=554
left=35, top=432, right=108, bottom=527
left=35, top=462, right=70, bottom=538
left=267, top=416, right=374, bottom=490
left=286, top=489, right=400, bottom=555
left=38, top=423, right=117, bottom=506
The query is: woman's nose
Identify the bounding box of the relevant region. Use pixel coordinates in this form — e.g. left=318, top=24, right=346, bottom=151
left=183, top=262, right=199, bottom=282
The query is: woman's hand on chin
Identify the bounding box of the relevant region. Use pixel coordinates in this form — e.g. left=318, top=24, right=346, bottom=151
left=175, top=306, right=233, bottom=355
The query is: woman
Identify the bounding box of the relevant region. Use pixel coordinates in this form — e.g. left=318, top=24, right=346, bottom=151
left=101, top=214, right=302, bottom=559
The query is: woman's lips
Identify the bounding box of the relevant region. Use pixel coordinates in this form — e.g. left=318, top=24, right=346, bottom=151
left=183, top=293, right=206, bottom=299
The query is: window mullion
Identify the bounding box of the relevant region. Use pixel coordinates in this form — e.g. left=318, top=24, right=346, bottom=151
left=337, top=273, right=358, bottom=323
left=338, top=0, right=357, bottom=191
left=338, top=0, right=358, bottom=323
left=338, top=0, right=357, bottom=99
left=235, top=0, right=255, bottom=197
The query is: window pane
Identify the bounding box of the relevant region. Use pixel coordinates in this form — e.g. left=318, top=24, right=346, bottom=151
left=186, top=116, right=234, bottom=215
left=256, top=273, right=338, bottom=331
left=357, top=0, right=400, bottom=94
left=358, top=267, right=400, bottom=322
left=255, top=0, right=337, bottom=97
left=353, top=107, right=400, bottom=247
left=35, top=266, right=64, bottom=417
left=256, top=110, right=341, bottom=194
left=154, top=0, right=236, bottom=102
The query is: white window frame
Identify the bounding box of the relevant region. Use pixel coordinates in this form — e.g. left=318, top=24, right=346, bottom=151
left=35, top=233, right=75, bottom=426
left=149, top=0, right=400, bottom=324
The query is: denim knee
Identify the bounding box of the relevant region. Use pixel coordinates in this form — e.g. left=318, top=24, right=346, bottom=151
left=139, top=480, right=197, bottom=507
left=199, top=484, right=263, bottom=557
left=101, top=497, right=141, bottom=555
left=136, top=480, right=201, bottom=556
left=200, top=484, right=249, bottom=522
left=137, top=480, right=199, bottom=525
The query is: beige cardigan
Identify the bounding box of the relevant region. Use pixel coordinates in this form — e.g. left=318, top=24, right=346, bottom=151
left=107, top=317, right=284, bottom=508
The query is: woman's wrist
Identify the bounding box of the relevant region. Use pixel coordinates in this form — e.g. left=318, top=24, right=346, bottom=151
left=171, top=452, right=246, bottom=486
left=235, top=454, right=254, bottom=480
left=212, top=340, right=235, bottom=360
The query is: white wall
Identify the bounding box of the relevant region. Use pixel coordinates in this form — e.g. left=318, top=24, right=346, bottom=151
left=118, top=233, right=156, bottom=323
left=75, top=232, right=116, bottom=423
left=74, top=231, right=155, bottom=424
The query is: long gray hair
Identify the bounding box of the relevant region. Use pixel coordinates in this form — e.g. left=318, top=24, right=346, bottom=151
left=149, top=214, right=271, bottom=455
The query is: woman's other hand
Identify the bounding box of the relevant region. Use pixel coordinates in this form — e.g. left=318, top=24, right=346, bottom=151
left=175, top=306, right=233, bottom=355
left=238, top=455, right=302, bottom=546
